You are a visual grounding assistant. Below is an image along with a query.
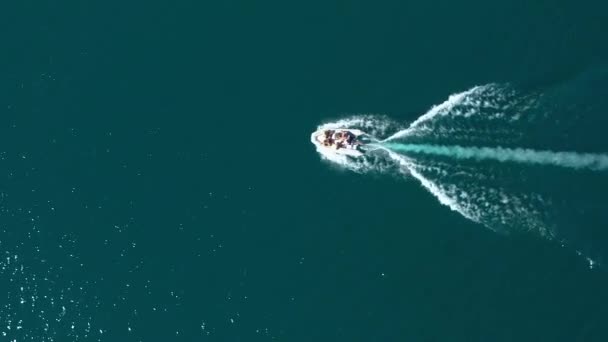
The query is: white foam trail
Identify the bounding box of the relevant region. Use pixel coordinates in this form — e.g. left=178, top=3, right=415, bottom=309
left=318, top=114, right=402, bottom=139
left=319, top=116, right=374, bottom=130
left=382, top=149, right=480, bottom=222
left=382, top=85, right=488, bottom=141
left=383, top=143, right=608, bottom=171
left=311, top=128, right=480, bottom=222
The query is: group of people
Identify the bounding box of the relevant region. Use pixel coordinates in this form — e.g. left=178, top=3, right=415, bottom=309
left=322, top=130, right=359, bottom=149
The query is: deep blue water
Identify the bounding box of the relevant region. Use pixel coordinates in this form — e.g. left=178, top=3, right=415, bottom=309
left=2, top=1, right=608, bottom=341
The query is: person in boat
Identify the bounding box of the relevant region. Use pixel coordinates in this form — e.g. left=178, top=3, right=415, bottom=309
left=324, top=131, right=342, bottom=150
left=343, top=131, right=356, bottom=145
left=336, top=132, right=352, bottom=150
left=336, top=131, right=359, bottom=149
left=321, top=130, right=360, bottom=149
left=320, top=130, right=334, bottom=147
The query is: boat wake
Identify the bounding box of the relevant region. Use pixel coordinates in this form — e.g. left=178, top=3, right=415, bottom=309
left=381, top=143, right=608, bottom=171
left=312, top=72, right=608, bottom=266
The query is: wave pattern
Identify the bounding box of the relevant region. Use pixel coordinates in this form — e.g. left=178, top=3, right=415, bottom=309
left=312, top=76, right=608, bottom=265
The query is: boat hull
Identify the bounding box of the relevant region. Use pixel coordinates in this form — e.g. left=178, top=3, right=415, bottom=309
left=310, top=128, right=367, bottom=157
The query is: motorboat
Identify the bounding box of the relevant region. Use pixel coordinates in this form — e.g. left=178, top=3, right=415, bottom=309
left=310, top=128, right=370, bottom=157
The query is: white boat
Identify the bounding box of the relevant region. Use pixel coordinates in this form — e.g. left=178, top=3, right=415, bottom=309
left=310, top=128, right=369, bottom=157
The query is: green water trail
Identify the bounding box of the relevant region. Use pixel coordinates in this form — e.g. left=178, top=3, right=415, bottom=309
left=380, top=143, right=608, bottom=171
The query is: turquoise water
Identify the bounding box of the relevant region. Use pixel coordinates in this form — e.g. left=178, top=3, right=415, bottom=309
left=3, top=1, right=608, bottom=341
